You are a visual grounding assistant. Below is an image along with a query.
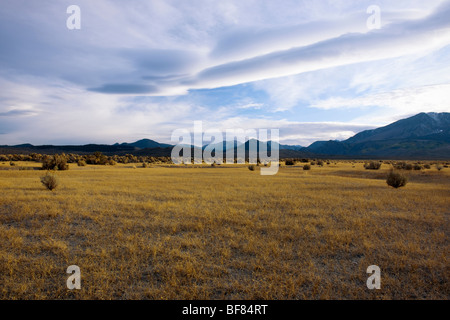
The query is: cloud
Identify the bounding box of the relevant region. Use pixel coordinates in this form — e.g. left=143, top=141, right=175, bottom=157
left=0, top=109, right=37, bottom=117
left=88, top=84, right=159, bottom=94
left=1, top=0, right=449, bottom=145
left=184, top=3, right=450, bottom=91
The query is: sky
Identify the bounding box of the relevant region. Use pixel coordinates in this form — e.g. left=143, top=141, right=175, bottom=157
left=1, top=0, right=450, bottom=146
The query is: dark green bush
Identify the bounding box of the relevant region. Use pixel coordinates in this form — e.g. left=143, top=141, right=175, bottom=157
left=303, top=164, right=311, bottom=170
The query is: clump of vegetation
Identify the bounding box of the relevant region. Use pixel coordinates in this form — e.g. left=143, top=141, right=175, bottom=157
left=413, top=164, right=423, bottom=170
left=303, top=164, right=311, bottom=170
left=310, top=161, right=316, bottom=166
left=285, top=160, right=295, bottom=166
left=436, top=164, right=443, bottom=171
left=423, top=164, right=431, bottom=169
left=142, top=162, right=148, bottom=168
left=10, top=161, right=15, bottom=166
left=40, top=173, right=59, bottom=191
left=317, top=160, right=324, bottom=166
left=248, top=165, right=255, bottom=171
left=77, top=160, right=86, bottom=167
left=364, top=161, right=382, bottom=170
left=42, top=154, right=69, bottom=171
left=393, top=162, right=413, bottom=170
left=386, top=170, right=408, bottom=189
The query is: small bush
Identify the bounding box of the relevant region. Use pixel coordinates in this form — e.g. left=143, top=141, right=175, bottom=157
left=40, top=173, right=59, bottom=191
left=285, top=160, right=295, bottom=166
left=423, top=164, right=431, bottom=169
left=386, top=170, right=408, bottom=189
left=10, top=161, right=15, bottom=166
left=42, top=155, right=69, bottom=171
left=413, top=164, right=422, bottom=170
left=303, top=164, right=311, bottom=170
left=248, top=165, right=255, bottom=171
left=77, top=160, right=86, bottom=167
left=364, top=161, right=382, bottom=170
left=436, top=164, right=443, bottom=171
left=317, top=160, right=324, bottom=166
left=142, top=162, right=148, bottom=168
left=310, top=161, right=316, bottom=166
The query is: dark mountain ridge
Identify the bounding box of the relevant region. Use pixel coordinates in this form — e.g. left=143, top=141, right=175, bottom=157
left=1, top=112, right=449, bottom=159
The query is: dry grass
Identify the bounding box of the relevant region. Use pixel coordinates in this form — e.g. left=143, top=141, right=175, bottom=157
left=0, top=161, right=448, bottom=299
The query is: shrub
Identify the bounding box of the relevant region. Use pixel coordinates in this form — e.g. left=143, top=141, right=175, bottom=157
left=10, top=161, right=15, bottom=166
left=386, top=170, right=408, bottom=188
left=303, top=164, right=311, bottom=170
left=317, top=160, right=324, bottom=166
left=436, top=164, right=443, bottom=171
left=413, top=164, right=423, bottom=170
left=248, top=165, right=255, bottom=171
left=40, top=173, right=58, bottom=191
left=310, top=161, right=316, bottom=166
left=142, top=162, right=148, bottom=168
left=423, top=164, right=431, bottom=169
left=285, top=160, right=295, bottom=166
left=77, top=160, right=86, bottom=167
left=364, top=161, right=382, bottom=170
left=42, top=155, right=69, bottom=170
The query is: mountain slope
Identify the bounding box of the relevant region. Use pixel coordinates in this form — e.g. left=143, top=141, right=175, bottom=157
left=346, top=112, right=450, bottom=144
left=304, top=112, right=450, bottom=158
left=119, top=139, right=172, bottom=149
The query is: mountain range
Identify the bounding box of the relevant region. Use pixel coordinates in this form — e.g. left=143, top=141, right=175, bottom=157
left=1, top=112, right=449, bottom=159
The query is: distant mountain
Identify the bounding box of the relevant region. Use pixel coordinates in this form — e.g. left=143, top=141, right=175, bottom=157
left=1, top=113, right=449, bottom=159
left=119, top=138, right=172, bottom=149
left=346, top=112, right=450, bottom=144
left=304, top=112, right=450, bottom=159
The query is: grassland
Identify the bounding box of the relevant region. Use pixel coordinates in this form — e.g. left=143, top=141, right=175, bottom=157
left=0, top=161, right=448, bottom=299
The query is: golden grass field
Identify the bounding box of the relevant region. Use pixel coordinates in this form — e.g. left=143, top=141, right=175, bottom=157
left=0, top=161, right=448, bottom=299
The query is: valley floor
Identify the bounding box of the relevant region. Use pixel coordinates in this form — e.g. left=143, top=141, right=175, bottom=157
left=0, top=161, right=448, bottom=299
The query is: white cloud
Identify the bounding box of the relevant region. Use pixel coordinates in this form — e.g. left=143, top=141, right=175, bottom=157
left=312, top=84, right=450, bottom=109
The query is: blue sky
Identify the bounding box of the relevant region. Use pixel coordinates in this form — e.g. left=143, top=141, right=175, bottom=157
left=1, top=0, right=450, bottom=146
